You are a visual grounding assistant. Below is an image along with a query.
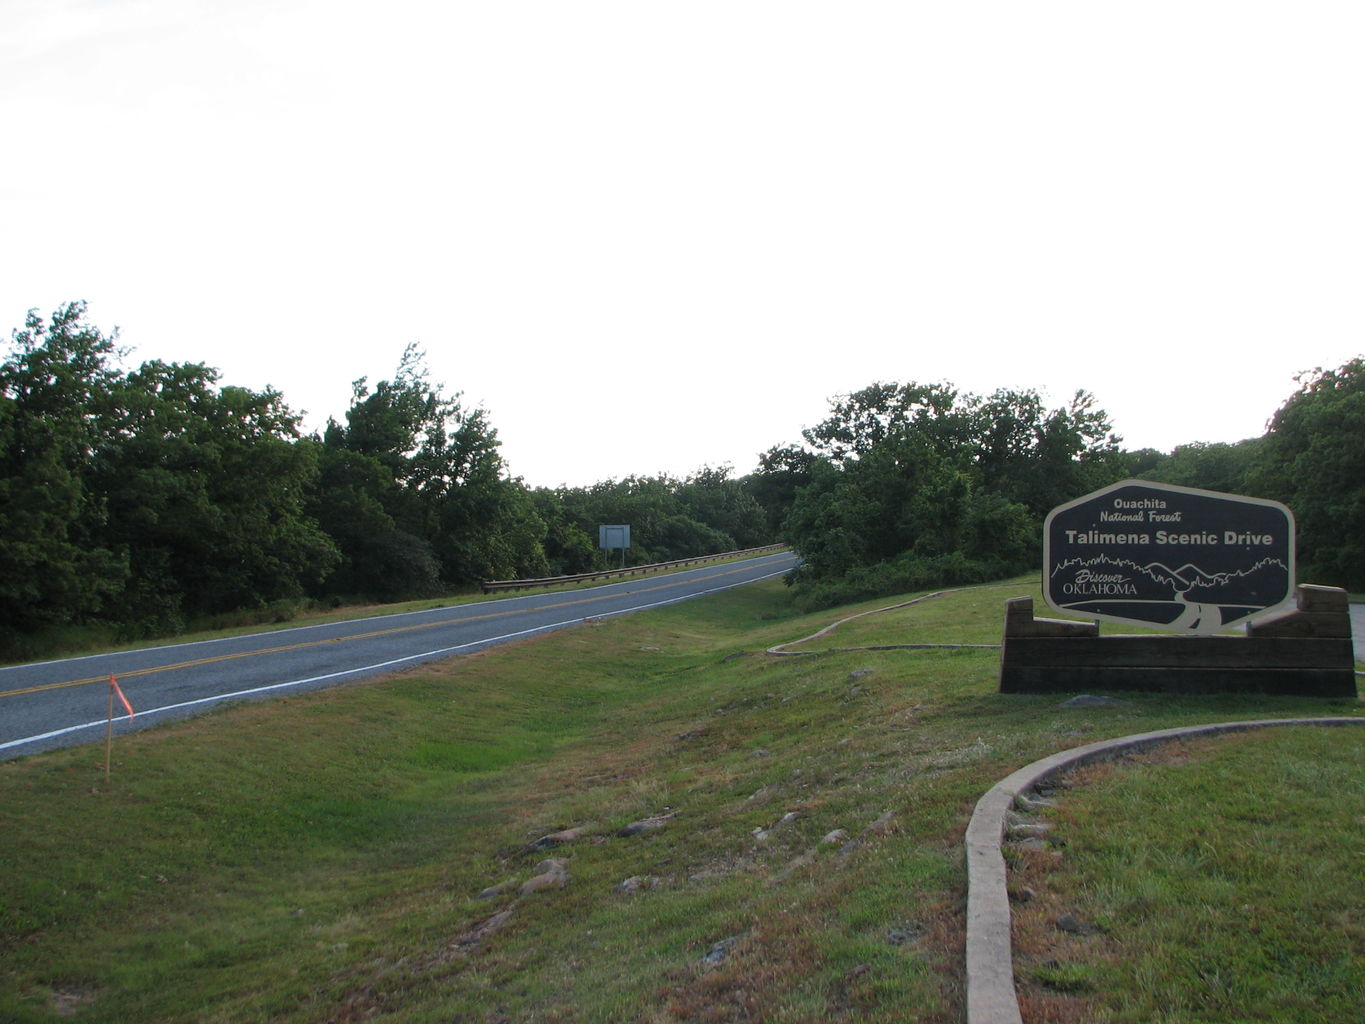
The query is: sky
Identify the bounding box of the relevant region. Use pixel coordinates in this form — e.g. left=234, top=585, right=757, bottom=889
left=3, top=1, right=1362, bottom=489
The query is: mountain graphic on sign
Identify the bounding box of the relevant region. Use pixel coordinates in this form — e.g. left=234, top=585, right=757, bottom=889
left=1050, top=554, right=1289, bottom=605
left=1183, top=558, right=1289, bottom=605
left=1144, top=562, right=1222, bottom=590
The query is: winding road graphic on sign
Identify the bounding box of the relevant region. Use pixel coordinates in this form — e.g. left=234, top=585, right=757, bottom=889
left=1169, top=589, right=1215, bottom=632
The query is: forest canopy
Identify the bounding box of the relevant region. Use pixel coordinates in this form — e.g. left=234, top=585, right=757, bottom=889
left=0, top=304, right=775, bottom=654
left=2, top=302, right=1360, bottom=655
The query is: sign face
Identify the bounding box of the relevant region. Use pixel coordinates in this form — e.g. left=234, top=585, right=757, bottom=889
left=1044, top=480, right=1294, bottom=633
left=598, top=524, right=631, bottom=551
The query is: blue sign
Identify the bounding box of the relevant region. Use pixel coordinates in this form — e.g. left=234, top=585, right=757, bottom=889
left=1044, top=480, right=1294, bottom=633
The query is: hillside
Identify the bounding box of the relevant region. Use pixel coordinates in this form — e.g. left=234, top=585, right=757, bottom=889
left=0, top=577, right=1360, bottom=1022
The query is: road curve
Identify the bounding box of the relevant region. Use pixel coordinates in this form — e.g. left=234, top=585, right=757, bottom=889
left=1, top=550, right=798, bottom=762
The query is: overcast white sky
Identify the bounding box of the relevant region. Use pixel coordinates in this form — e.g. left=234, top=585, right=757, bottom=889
left=3, top=1, right=1361, bottom=488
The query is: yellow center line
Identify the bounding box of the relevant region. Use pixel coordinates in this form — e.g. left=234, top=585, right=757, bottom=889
left=0, top=562, right=767, bottom=700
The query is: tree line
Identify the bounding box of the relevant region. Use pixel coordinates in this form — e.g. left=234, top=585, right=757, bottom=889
left=3, top=302, right=1361, bottom=657
left=0, top=304, right=773, bottom=656
left=764, top=364, right=1364, bottom=608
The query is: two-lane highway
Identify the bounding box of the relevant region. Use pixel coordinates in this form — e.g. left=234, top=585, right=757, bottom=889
left=1, top=550, right=798, bottom=761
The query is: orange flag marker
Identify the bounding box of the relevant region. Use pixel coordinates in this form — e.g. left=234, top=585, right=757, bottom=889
left=110, top=676, right=135, bottom=719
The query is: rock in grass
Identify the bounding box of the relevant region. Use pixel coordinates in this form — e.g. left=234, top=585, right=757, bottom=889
left=522, top=826, right=588, bottom=854
left=518, top=859, right=569, bottom=896
left=456, top=908, right=514, bottom=948
left=1055, top=913, right=1099, bottom=935
left=702, top=935, right=741, bottom=966
left=839, top=810, right=897, bottom=857
left=864, top=810, right=896, bottom=835
left=475, top=879, right=517, bottom=900
left=885, top=924, right=924, bottom=945
left=617, top=811, right=678, bottom=837
left=1014, top=794, right=1058, bottom=813
left=1059, top=695, right=1122, bottom=708
left=755, top=810, right=802, bottom=840
left=616, top=875, right=662, bottom=893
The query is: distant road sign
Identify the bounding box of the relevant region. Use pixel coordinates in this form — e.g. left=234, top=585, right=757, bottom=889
left=599, top=525, right=631, bottom=550
left=1043, top=480, right=1294, bottom=633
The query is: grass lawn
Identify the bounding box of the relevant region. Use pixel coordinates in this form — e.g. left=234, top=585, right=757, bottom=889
left=1, top=576, right=1360, bottom=1022
left=1010, top=726, right=1365, bottom=1023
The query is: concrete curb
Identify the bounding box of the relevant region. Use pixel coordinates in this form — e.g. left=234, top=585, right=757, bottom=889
left=964, top=716, right=1365, bottom=1024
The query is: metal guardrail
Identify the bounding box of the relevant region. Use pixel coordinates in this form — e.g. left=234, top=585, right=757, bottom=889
left=481, top=544, right=790, bottom=594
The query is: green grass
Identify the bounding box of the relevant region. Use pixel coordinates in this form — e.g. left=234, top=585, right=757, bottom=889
left=1011, top=728, right=1365, bottom=1023
left=0, top=576, right=1360, bottom=1022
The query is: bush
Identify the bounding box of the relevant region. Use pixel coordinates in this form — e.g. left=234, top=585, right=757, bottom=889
left=790, top=550, right=1010, bottom=611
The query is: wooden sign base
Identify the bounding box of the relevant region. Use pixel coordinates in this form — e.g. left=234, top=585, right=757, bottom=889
left=999, top=585, right=1357, bottom=698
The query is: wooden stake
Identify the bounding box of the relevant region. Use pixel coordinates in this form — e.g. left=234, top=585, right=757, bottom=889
left=105, top=680, right=114, bottom=790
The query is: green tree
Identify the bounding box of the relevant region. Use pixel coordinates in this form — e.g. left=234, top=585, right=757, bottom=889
left=320, top=345, right=547, bottom=590
left=530, top=488, right=601, bottom=576
left=1249, top=359, right=1365, bottom=589
left=971, top=387, right=1123, bottom=515
left=306, top=444, right=442, bottom=600
left=1138, top=438, right=1263, bottom=495
left=0, top=303, right=126, bottom=644
left=339, top=343, right=448, bottom=485
left=552, top=476, right=677, bottom=565
left=776, top=380, right=1120, bottom=606
left=432, top=475, right=549, bottom=582
left=748, top=444, right=818, bottom=537
left=90, top=361, right=339, bottom=630
left=800, top=381, right=968, bottom=464
left=674, top=465, right=769, bottom=550
left=545, top=469, right=772, bottom=568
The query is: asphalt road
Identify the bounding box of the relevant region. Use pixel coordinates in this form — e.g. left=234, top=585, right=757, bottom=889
left=0, top=550, right=799, bottom=762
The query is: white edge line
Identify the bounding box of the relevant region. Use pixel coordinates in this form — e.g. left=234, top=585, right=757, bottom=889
left=0, top=566, right=792, bottom=756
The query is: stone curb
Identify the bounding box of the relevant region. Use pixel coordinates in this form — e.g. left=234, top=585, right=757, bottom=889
left=964, top=716, right=1365, bottom=1024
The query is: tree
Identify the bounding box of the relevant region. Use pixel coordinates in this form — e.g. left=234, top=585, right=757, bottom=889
left=674, top=465, right=769, bottom=551
left=551, top=476, right=677, bottom=565
left=543, top=469, right=775, bottom=569
left=305, top=444, right=443, bottom=600
left=319, top=345, right=547, bottom=590
left=338, top=343, right=448, bottom=485
left=775, top=380, right=1121, bottom=606
left=431, top=475, right=549, bottom=583
left=958, top=387, right=1124, bottom=515
left=90, top=361, right=339, bottom=629
left=800, top=381, right=968, bottom=464
left=1138, top=438, right=1263, bottom=495
left=748, top=444, right=818, bottom=536
left=0, top=303, right=126, bottom=643
left=530, top=489, right=600, bottom=576
left=1249, top=359, right=1365, bottom=589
